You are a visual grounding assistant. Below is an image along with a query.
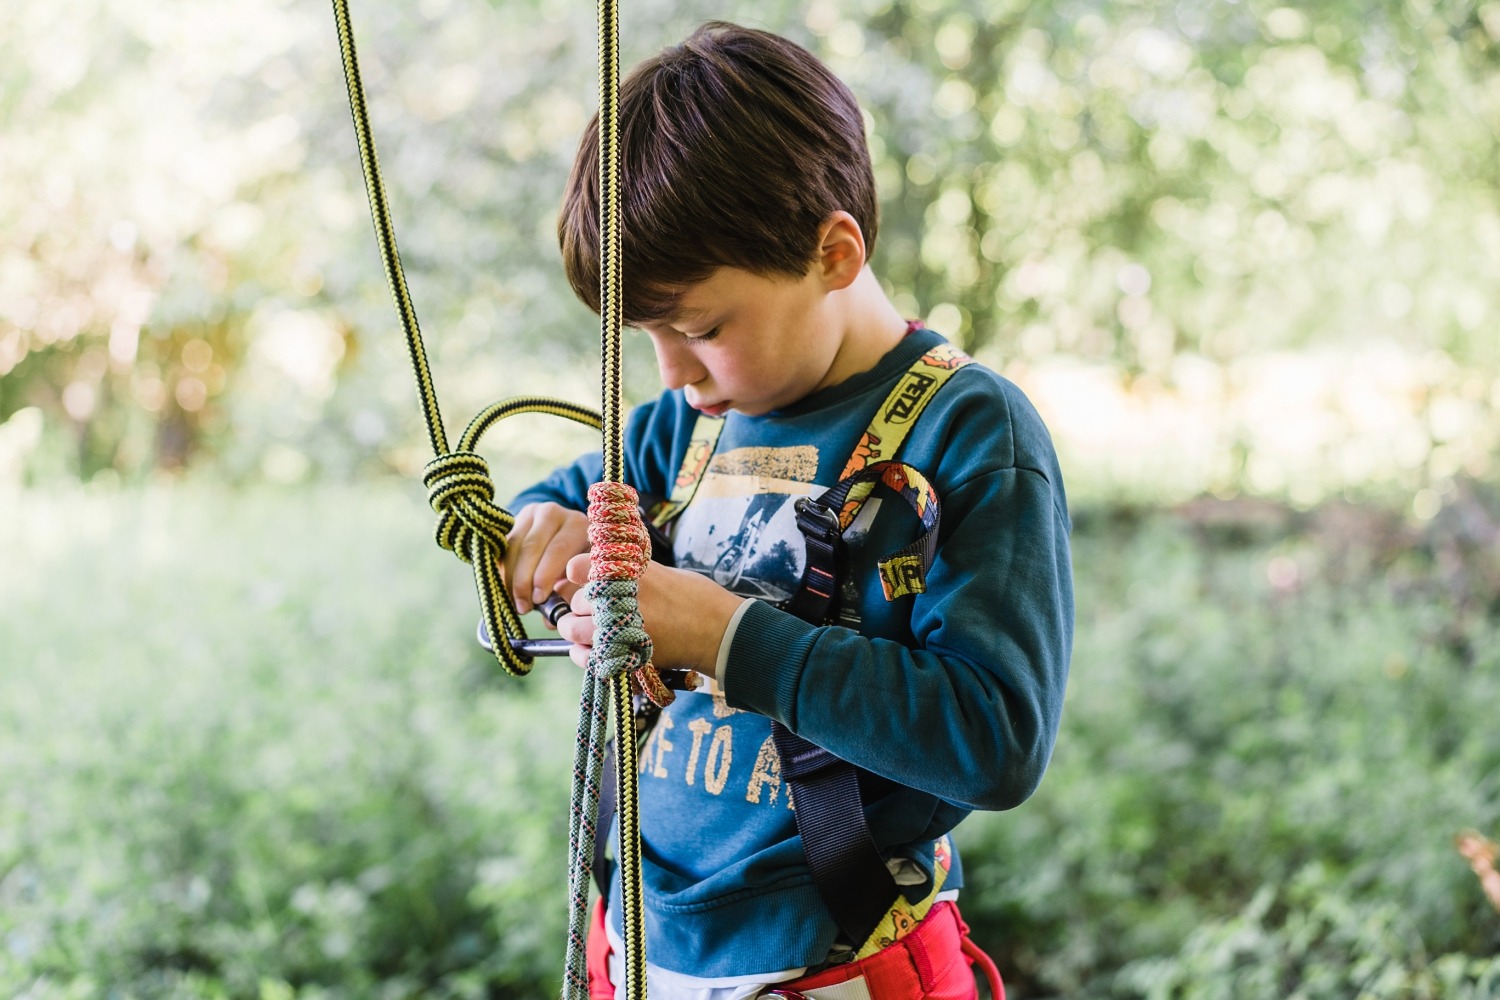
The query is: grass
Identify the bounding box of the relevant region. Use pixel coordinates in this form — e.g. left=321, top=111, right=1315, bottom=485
left=2, top=483, right=1498, bottom=998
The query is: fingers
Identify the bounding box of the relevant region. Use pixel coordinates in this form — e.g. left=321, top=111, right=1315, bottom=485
left=502, top=505, right=542, bottom=614
left=556, top=563, right=740, bottom=679
left=503, top=503, right=588, bottom=615
left=558, top=609, right=594, bottom=670
left=566, top=552, right=591, bottom=588
left=551, top=551, right=593, bottom=606
left=530, top=526, right=581, bottom=604
left=567, top=584, right=594, bottom=616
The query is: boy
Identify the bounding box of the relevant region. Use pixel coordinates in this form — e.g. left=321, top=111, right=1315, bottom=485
left=504, top=22, right=1072, bottom=1000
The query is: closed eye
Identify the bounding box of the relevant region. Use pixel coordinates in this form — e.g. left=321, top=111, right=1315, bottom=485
left=685, top=325, right=721, bottom=342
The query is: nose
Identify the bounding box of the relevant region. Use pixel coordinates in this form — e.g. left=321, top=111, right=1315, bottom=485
left=649, top=333, right=706, bottom=391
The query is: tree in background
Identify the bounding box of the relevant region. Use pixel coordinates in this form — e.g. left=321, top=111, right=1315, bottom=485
left=1, top=0, right=1497, bottom=500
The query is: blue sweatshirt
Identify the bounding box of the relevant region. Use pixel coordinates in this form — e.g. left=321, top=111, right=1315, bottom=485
left=512, top=328, right=1073, bottom=976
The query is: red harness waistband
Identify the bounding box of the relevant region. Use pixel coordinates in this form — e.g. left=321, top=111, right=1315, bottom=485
left=586, top=899, right=1004, bottom=1000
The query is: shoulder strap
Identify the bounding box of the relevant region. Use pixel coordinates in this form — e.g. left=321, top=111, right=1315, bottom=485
left=647, top=414, right=724, bottom=528
left=645, top=334, right=975, bottom=948
left=777, top=337, right=974, bottom=948
left=786, top=339, right=971, bottom=623
left=838, top=340, right=972, bottom=503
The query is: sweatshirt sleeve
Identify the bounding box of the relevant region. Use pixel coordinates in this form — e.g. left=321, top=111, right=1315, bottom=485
left=508, top=393, right=684, bottom=512
left=721, top=381, right=1074, bottom=813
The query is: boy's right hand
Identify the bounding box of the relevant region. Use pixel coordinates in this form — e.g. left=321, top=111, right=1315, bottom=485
left=503, top=502, right=589, bottom=620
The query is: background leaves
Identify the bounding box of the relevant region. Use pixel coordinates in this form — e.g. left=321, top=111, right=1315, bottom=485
left=4, top=0, right=1499, bottom=996
left=1, top=0, right=1496, bottom=501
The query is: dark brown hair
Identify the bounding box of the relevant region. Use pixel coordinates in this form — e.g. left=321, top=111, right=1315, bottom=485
left=558, top=22, right=878, bottom=323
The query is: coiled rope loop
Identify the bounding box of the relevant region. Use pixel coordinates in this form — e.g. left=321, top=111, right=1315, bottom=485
left=332, top=0, right=653, bottom=992
left=424, top=451, right=511, bottom=563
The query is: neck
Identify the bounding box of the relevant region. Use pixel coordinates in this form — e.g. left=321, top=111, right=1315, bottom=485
left=821, top=268, right=912, bottom=389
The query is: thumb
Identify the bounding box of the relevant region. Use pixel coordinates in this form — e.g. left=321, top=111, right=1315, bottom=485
left=566, top=552, right=591, bottom=587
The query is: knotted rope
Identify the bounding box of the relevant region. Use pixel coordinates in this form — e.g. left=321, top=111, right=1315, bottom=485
left=333, top=0, right=603, bottom=678
left=332, top=0, right=658, bottom=992
left=563, top=482, right=668, bottom=995
left=586, top=483, right=674, bottom=705
left=421, top=449, right=534, bottom=673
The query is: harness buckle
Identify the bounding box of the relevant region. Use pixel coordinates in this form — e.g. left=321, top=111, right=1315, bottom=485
left=794, top=496, right=842, bottom=544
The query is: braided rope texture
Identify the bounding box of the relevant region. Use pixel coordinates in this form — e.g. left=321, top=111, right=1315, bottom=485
left=331, top=0, right=447, bottom=458
left=564, top=484, right=663, bottom=998
left=597, top=0, right=624, bottom=486
left=332, top=0, right=653, bottom=992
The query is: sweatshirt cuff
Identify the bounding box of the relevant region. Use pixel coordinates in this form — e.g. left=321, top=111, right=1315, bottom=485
left=719, top=599, right=822, bottom=724
left=713, top=598, right=756, bottom=688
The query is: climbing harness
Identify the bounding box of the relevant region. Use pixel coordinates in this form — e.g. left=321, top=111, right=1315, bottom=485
left=583, top=334, right=1009, bottom=994
left=761, top=901, right=1006, bottom=1000
left=330, top=1, right=662, bottom=996
left=593, top=336, right=978, bottom=951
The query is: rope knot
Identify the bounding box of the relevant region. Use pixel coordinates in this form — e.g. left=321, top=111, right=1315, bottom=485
left=584, top=482, right=674, bottom=706
left=423, top=451, right=512, bottom=564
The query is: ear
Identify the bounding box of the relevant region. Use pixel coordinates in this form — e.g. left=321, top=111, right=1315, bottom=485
left=814, top=211, right=867, bottom=291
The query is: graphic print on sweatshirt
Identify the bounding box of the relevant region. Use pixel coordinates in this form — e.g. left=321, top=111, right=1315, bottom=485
left=634, top=443, right=883, bottom=885
left=670, top=444, right=880, bottom=613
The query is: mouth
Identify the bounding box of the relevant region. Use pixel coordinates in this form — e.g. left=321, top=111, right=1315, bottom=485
left=691, top=400, right=730, bottom=417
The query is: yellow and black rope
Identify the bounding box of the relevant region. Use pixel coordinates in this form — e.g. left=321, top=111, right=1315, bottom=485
left=330, top=1, right=652, bottom=993
left=590, top=0, right=651, bottom=996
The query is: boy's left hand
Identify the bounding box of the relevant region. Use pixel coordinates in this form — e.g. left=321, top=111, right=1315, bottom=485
left=556, top=553, right=746, bottom=680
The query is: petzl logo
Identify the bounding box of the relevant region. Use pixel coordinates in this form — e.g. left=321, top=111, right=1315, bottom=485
left=882, top=372, right=936, bottom=425
left=879, top=555, right=926, bottom=600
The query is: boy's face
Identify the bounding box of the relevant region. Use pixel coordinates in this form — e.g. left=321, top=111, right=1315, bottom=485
left=637, top=265, right=844, bottom=418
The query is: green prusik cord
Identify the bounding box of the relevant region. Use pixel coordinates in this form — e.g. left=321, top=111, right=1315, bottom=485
left=331, top=0, right=652, bottom=995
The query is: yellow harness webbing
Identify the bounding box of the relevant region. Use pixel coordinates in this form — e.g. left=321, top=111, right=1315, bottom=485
left=839, top=341, right=974, bottom=484
left=648, top=415, right=725, bottom=528
left=655, top=340, right=974, bottom=538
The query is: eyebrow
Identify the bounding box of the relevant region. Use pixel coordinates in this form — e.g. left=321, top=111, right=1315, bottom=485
left=663, top=307, right=709, bottom=327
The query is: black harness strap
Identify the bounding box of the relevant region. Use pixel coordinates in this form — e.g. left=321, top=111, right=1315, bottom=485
left=772, top=721, right=898, bottom=947
left=784, top=496, right=845, bottom=626
left=773, top=462, right=945, bottom=946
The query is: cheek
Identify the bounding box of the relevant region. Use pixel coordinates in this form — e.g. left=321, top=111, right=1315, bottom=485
left=705, top=351, right=753, bottom=391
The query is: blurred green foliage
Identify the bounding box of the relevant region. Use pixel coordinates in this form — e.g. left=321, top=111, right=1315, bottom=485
left=4, top=0, right=1500, bottom=995
left=1, top=486, right=578, bottom=999
left=1, top=0, right=1497, bottom=499
left=6, top=6, right=1498, bottom=995
left=2, top=485, right=1498, bottom=997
